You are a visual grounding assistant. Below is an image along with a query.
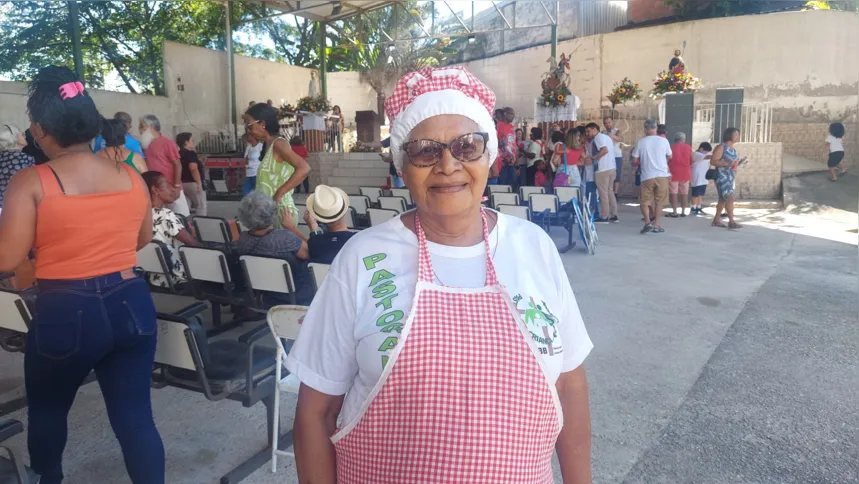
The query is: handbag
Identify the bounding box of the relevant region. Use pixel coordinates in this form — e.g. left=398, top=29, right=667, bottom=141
left=705, top=167, right=717, bottom=180
left=553, top=152, right=570, bottom=187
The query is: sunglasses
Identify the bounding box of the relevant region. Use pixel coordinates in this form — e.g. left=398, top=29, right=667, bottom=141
left=244, top=119, right=261, bottom=129
left=402, top=132, right=488, bottom=168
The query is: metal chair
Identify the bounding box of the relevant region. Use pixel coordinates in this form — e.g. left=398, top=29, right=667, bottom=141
left=308, top=262, right=330, bottom=291
left=378, top=196, right=407, bottom=214
left=367, top=208, right=399, bottom=226
left=240, top=255, right=298, bottom=307
left=486, top=184, right=512, bottom=194
left=519, top=186, right=546, bottom=204
left=497, top=204, right=531, bottom=221
left=191, top=216, right=233, bottom=251
left=359, top=187, right=382, bottom=206
left=390, top=188, right=413, bottom=207
left=151, top=312, right=282, bottom=483
left=266, top=305, right=306, bottom=472
left=0, top=289, right=30, bottom=354
left=0, top=419, right=38, bottom=483
left=491, top=192, right=519, bottom=209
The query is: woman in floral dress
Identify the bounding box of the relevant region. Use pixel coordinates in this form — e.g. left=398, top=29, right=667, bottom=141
left=244, top=103, right=311, bottom=226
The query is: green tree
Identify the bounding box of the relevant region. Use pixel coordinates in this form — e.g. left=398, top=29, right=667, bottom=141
left=0, top=1, right=252, bottom=95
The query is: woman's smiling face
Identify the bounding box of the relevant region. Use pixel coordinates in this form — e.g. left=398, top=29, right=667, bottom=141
left=402, top=114, right=489, bottom=220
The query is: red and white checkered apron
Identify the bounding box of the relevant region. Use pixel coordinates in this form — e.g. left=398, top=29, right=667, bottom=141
left=332, top=209, right=563, bottom=483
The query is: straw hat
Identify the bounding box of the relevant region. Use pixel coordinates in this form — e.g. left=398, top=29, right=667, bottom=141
left=306, top=185, right=350, bottom=224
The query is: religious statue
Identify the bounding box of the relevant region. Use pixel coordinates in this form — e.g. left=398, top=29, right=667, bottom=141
left=668, top=49, right=683, bottom=72
left=308, top=70, right=319, bottom=98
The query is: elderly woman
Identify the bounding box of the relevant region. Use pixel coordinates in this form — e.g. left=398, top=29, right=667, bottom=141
left=288, top=66, right=593, bottom=483
left=0, top=124, right=35, bottom=211
left=237, top=190, right=313, bottom=305
left=710, top=127, right=742, bottom=229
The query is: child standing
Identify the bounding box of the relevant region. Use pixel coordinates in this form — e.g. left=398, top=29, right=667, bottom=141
left=689, top=142, right=712, bottom=215
left=826, top=122, right=847, bottom=182
left=534, top=159, right=549, bottom=189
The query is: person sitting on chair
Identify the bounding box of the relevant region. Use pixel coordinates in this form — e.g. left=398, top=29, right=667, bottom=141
left=237, top=190, right=313, bottom=305
left=302, top=185, right=356, bottom=264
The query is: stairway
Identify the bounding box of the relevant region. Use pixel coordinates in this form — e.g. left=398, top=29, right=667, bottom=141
left=311, top=152, right=391, bottom=195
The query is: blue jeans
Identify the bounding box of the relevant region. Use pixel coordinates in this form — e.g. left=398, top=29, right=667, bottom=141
left=391, top=174, right=406, bottom=188
left=487, top=178, right=499, bottom=185
left=25, top=272, right=164, bottom=484
left=243, top=176, right=257, bottom=196
left=585, top=181, right=599, bottom=218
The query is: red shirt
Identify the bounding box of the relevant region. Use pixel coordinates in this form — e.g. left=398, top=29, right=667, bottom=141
left=495, top=122, right=517, bottom=171
left=291, top=144, right=309, bottom=160
left=144, top=135, right=180, bottom=183
left=668, top=143, right=692, bottom=182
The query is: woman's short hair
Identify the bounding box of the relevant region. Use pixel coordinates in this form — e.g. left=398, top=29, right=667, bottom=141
left=238, top=190, right=277, bottom=231
left=27, top=66, right=102, bottom=148
left=722, top=127, right=739, bottom=143
left=0, top=124, right=21, bottom=151
left=101, top=118, right=127, bottom=148
left=829, top=122, right=845, bottom=138
left=175, top=132, right=193, bottom=149
left=551, top=131, right=565, bottom=144
left=245, top=103, right=280, bottom=136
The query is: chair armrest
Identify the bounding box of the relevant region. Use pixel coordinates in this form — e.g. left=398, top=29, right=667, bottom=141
left=173, top=302, right=209, bottom=320
left=237, top=322, right=270, bottom=344
left=0, top=419, right=23, bottom=442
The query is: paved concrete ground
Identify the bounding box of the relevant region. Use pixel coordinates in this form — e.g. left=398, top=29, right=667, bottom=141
left=0, top=201, right=856, bottom=484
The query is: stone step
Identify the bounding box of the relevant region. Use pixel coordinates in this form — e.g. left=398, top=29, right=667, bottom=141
left=327, top=175, right=388, bottom=189
left=336, top=159, right=389, bottom=170
left=333, top=167, right=391, bottom=178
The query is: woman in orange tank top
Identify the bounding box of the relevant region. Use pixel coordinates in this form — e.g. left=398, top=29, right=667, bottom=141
left=0, top=66, right=163, bottom=484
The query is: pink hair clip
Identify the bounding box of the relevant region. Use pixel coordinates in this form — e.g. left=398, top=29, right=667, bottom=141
left=58, top=81, right=85, bottom=100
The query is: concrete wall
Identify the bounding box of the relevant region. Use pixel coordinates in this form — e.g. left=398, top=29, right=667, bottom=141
left=163, top=41, right=377, bottom=131
left=456, top=10, right=859, bottom=120
left=732, top=142, right=784, bottom=200
left=772, top=121, right=857, bottom=170
left=0, top=80, right=172, bottom=136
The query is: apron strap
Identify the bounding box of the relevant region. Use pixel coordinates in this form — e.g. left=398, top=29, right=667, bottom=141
left=415, top=207, right=499, bottom=287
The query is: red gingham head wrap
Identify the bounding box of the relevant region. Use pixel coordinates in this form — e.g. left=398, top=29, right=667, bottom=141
left=385, top=66, right=498, bottom=170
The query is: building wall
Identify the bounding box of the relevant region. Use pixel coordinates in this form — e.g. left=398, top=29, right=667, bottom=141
left=732, top=142, right=784, bottom=199
left=772, top=122, right=857, bottom=169
left=0, top=80, right=172, bottom=137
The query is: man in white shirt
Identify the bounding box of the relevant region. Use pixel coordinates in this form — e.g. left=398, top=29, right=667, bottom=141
left=631, top=119, right=672, bottom=234
left=243, top=132, right=263, bottom=195
left=585, top=122, right=618, bottom=223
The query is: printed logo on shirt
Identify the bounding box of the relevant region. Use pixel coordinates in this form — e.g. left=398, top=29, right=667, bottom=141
left=363, top=252, right=403, bottom=370
left=512, top=294, right=563, bottom=356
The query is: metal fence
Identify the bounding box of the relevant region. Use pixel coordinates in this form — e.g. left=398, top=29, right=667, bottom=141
left=694, top=103, right=773, bottom=144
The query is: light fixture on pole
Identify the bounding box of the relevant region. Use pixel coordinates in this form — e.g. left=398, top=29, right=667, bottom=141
left=467, top=35, right=476, bottom=44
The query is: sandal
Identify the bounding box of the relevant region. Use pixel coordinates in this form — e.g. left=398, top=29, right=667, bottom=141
left=712, top=221, right=727, bottom=228
left=652, top=226, right=665, bottom=233
left=666, top=212, right=679, bottom=218
left=640, top=223, right=653, bottom=234
left=680, top=213, right=687, bottom=217
left=728, top=222, right=743, bottom=229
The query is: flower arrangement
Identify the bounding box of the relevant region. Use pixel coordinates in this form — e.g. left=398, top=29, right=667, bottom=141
left=296, top=94, right=331, bottom=114
left=350, top=141, right=380, bottom=153
left=606, top=78, right=642, bottom=108
left=649, top=71, right=702, bottom=99
left=541, top=83, right=572, bottom=108
left=276, top=103, right=297, bottom=119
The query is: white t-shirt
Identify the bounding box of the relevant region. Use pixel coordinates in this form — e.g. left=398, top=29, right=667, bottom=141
left=632, top=136, right=672, bottom=182
left=592, top=133, right=616, bottom=173
left=286, top=211, right=593, bottom=426
left=527, top=140, right=544, bottom=167
left=244, top=143, right=263, bottom=177
left=826, top=135, right=844, bottom=153
left=602, top=128, right=622, bottom=159
left=691, top=151, right=711, bottom=187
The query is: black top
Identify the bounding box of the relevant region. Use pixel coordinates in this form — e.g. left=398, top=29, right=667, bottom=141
left=308, top=230, right=356, bottom=264
left=180, top=149, right=202, bottom=183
